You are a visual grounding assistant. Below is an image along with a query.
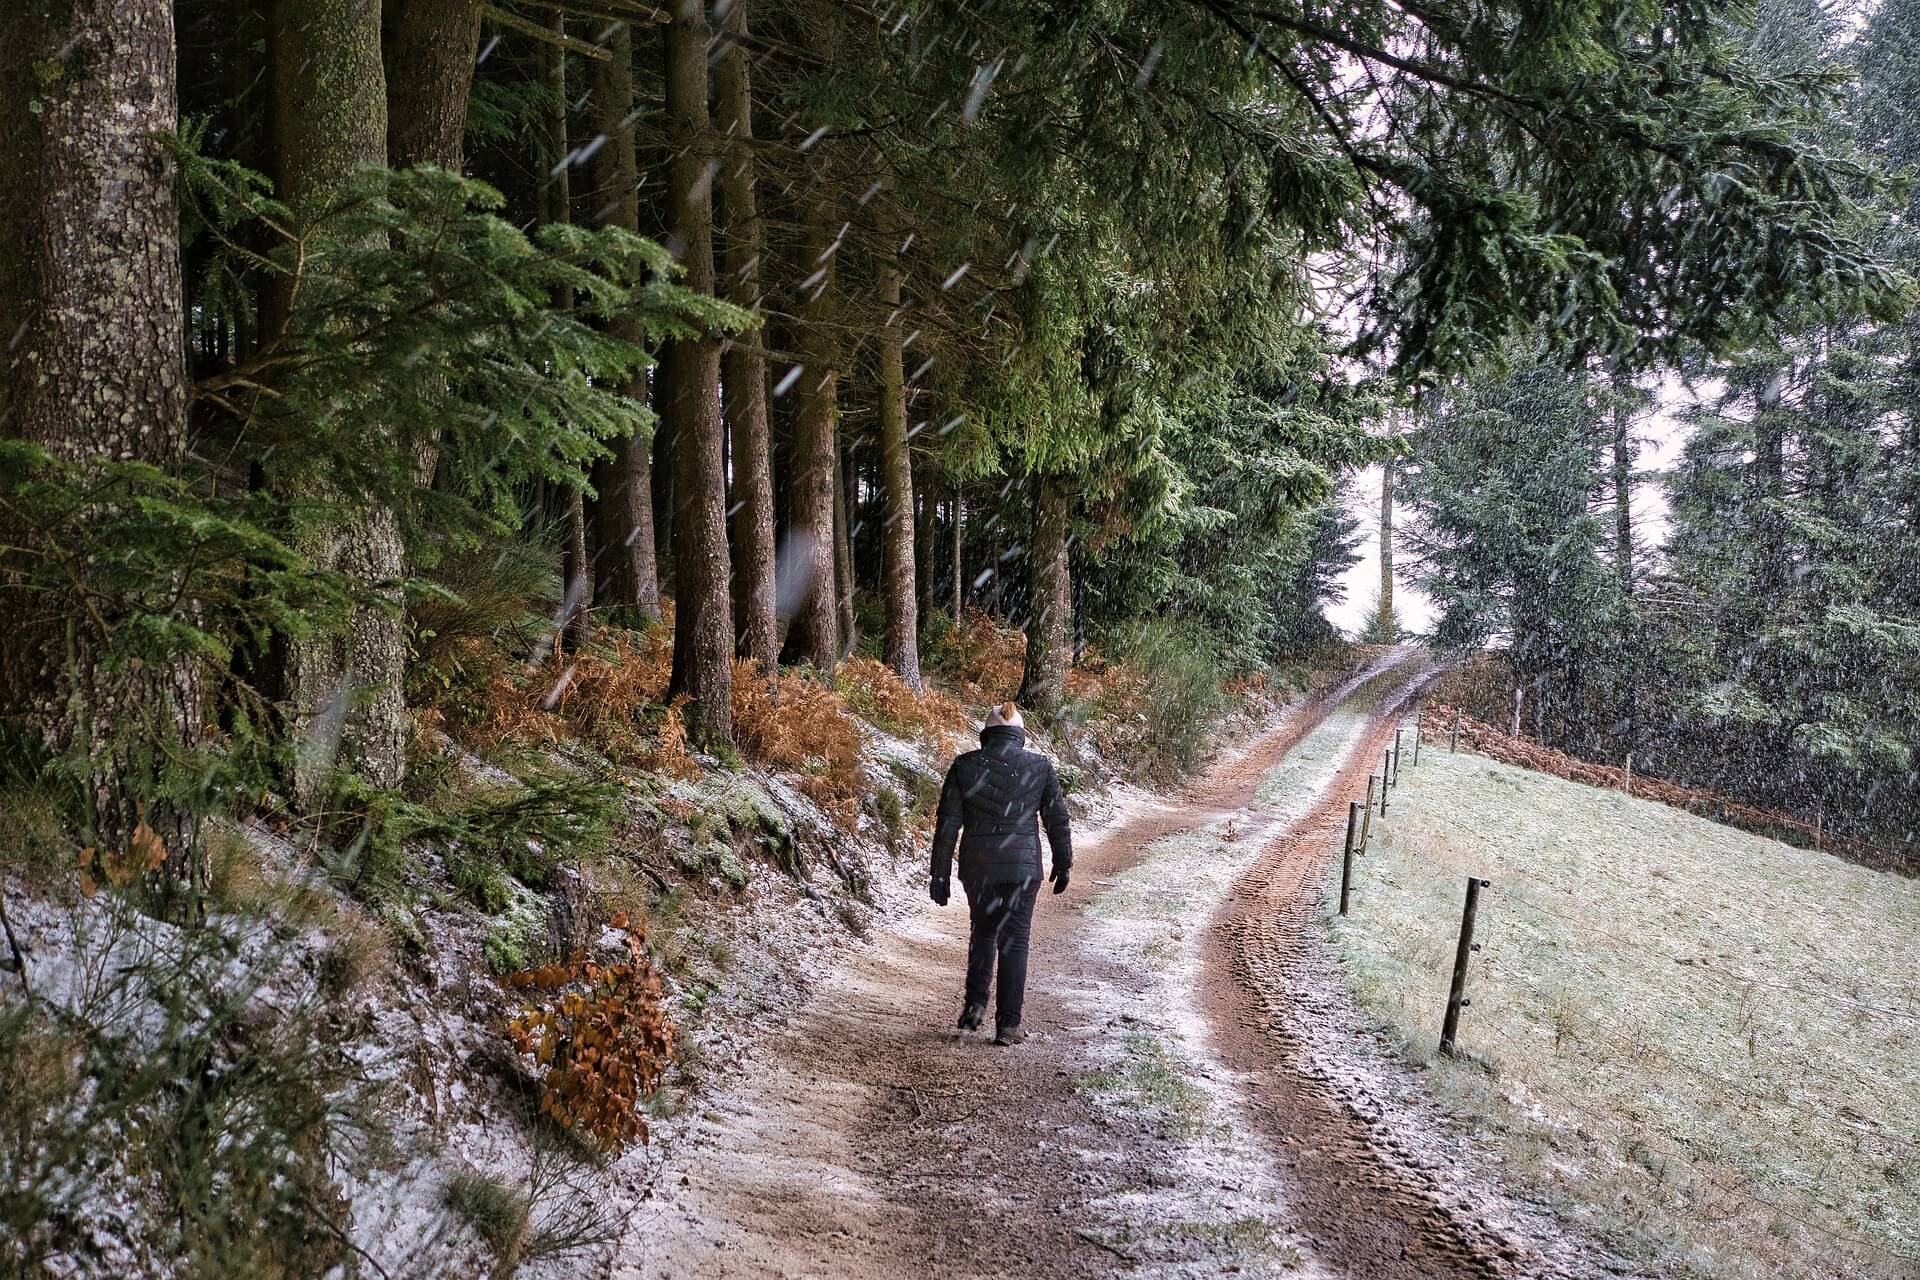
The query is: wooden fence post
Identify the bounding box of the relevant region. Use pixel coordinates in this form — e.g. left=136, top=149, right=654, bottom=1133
left=1339, top=803, right=1360, bottom=915
left=1450, top=707, right=1461, bottom=753
left=1360, top=777, right=1375, bottom=850
left=1440, top=876, right=1489, bottom=1056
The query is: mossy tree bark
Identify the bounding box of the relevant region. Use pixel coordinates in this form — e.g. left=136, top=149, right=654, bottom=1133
left=269, top=0, right=409, bottom=804
left=662, top=0, right=734, bottom=742
left=875, top=235, right=922, bottom=688
left=589, top=22, right=665, bottom=624
left=0, top=0, right=204, bottom=899
left=1018, top=475, right=1071, bottom=712
left=382, top=0, right=482, bottom=170
left=716, top=0, right=778, bottom=670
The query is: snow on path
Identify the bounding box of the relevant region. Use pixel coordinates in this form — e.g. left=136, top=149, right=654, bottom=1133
left=605, top=654, right=1426, bottom=1279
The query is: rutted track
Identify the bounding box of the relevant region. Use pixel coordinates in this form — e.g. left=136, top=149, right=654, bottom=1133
left=614, top=650, right=1596, bottom=1278
left=1200, top=674, right=1613, bottom=1280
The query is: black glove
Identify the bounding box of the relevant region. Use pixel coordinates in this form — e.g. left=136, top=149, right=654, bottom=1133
left=1050, top=867, right=1069, bottom=895
left=929, top=877, right=950, bottom=906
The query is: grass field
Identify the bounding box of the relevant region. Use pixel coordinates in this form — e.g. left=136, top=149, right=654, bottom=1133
left=1327, top=739, right=1920, bottom=1279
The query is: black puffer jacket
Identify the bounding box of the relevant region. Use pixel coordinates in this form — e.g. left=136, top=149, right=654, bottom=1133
left=929, top=725, right=1073, bottom=886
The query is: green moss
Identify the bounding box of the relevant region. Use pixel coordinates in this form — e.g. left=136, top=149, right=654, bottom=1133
left=448, top=847, right=512, bottom=912
left=483, top=886, right=548, bottom=974
left=704, top=775, right=791, bottom=843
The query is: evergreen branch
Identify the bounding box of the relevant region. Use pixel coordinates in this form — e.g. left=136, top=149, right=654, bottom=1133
left=508, top=0, right=668, bottom=27
left=482, top=4, right=614, bottom=59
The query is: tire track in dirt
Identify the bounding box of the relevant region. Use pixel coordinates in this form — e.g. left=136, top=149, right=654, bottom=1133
left=1200, top=671, right=1595, bottom=1280
left=616, top=650, right=1467, bottom=1279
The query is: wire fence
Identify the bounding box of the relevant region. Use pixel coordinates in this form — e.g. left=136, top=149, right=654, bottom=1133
left=1331, top=711, right=1920, bottom=1276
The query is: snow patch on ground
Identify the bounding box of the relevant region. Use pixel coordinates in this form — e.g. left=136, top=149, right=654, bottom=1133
left=1062, top=703, right=1380, bottom=1278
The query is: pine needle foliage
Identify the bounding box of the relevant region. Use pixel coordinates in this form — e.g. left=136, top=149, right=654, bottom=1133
left=179, top=148, right=750, bottom=549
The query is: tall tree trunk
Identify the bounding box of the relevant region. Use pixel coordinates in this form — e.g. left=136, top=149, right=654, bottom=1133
left=542, top=14, right=592, bottom=648
left=652, top=363, right=674, bottom=572
left=270, top=0, right=409, bottom=805
left=589, top=23, right=664, bottom=623
left=875, top=238, right=922, bottom=687
left=1019, top=475, right=1070, bottom=712
left=662, top=0, right=733, bottom=742
left=951, top=489, right=964, bottom=621
left=781, top=0, right=840, bottom=672
left=0, top=0, right=202, bottom=901
left=1373, top=459, right=1397, bottom=642
left=716, top=0, right=777, bottom=668
left=383, top=0, right=481, bottom=169
left=834, top=437, right=856, bottom=657
left=1613, top=376, right=1634, bottom=600
left=1755, top=407, right=1787, bottom=597
left=915, top=471, right=936, bottom=621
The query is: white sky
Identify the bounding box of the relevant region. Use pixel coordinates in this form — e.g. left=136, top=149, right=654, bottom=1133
left=1325, top=373, right=1703, bottom=639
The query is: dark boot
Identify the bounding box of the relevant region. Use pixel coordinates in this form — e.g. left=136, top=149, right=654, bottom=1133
left=993, top=1023, right=1027, bottom=1046
left=957, top=1002, right=985, bottom=1032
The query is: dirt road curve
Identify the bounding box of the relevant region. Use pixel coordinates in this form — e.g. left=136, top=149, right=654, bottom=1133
left=615, top=651, right=1599, bottom=1279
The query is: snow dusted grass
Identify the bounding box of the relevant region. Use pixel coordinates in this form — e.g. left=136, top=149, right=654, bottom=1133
left=1063, top=693, right=1390, bottom=1277
left=1328, top=745, right=1920, bottom=1279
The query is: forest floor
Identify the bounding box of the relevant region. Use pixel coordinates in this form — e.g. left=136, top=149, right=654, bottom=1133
left=606, top=649, right=1625, bottom=1280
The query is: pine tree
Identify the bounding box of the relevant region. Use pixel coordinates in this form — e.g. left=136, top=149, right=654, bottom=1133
left=589, top=21, right=665, bottom=625
left=383, top=0, right=482, bottom=170
left=716, top=0, right=777, bottom=669
left=875, top=222, right=923, bottom=688
left=1401, top=356, right=1621, bottom=746
left=780, top=0, right=843, bottom=674
left=268, top=0, right=409, bottom=804
left=1366, top=459, right=1399, bottom=644
left=0, top=0, right=203, bottom=892
left=661, top=0, right=734, bottom=742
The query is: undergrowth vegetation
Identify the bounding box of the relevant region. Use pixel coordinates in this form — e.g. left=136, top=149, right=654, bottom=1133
left=0, top=473, right=1301, bottom=1277
left=0, top=902, right=374, bottom=1277
left=505, top=933, right=675, bottom=1153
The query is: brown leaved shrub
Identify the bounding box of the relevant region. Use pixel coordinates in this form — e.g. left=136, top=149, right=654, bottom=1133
left=923, top=607, right=1025, bottom=704
left=730, top=661, right=866, bottom=828
left=538, top=627, right=674, bottom=756
left=505, top=932, right=674, bottom=1153
left=837, top=656, right=972, bottom=751
left=445, top=623, right=688, bottom=771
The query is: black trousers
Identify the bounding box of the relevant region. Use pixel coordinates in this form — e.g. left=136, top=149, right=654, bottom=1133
left=962, top=878, right=1040, bottom=1030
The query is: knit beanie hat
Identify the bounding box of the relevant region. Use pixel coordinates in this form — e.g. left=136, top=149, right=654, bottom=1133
left=984, top=701, right=1024, bottom=730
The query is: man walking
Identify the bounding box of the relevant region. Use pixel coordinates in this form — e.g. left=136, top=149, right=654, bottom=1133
left=928, top=702, right=1073, bottom=1045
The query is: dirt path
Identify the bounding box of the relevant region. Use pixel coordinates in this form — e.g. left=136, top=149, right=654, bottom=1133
left=613, top=651, right=1594, bottom=1279
left=1202, top=685, right=1513, bottom=1279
